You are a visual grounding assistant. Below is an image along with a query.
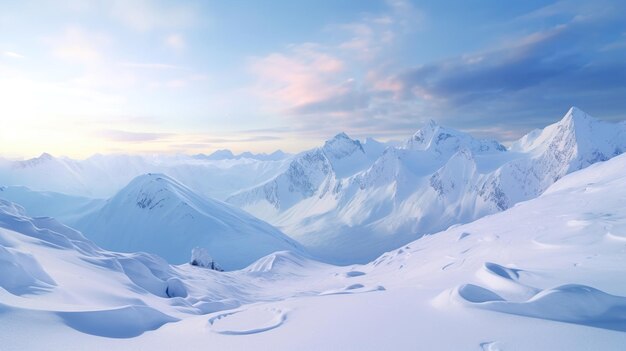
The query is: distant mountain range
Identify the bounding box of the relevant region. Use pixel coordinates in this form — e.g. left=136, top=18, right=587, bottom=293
left=0, top=152, right=292, bottom=200
left=193, top=149, right=291, bottom=161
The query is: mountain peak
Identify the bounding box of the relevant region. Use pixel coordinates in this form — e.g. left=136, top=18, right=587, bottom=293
left=330, top=132, right=351, bottom=141
left=135, top=172, right=170, bottom=182
left=121, top=173, right=187, bottom=211
left=16, top=152, right=57, bottom=168
left=39, top=152, right=54, bottom=160
left=323, top=132, right=364, bottom=158
left=77, top=173, right=305, bottom=269
left=409, top=119, right=442, bottom=144
left=208, top=149, right=235, bottom=160
left=406, top=121, right=505, bottom=154
left=426, top=119, right=439, bottom=129
left=560, top=106, right=594, bottom=127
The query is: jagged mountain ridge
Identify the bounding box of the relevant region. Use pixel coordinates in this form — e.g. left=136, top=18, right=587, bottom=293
left=227, top=132, right=386, bottom=217
left=227, top=107, right=626, bottom=264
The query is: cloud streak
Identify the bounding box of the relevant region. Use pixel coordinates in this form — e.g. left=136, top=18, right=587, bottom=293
left=119, top=62, right=186, bottom=70
left=95, top=129, right=175, bottom=142
left=2, top=51, right=24, bottom=59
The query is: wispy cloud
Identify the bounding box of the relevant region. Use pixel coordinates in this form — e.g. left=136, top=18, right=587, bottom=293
left=109, top=0, right=197, bottom=31
left=46, top=27, right=110, bottom=64
left=2, top=51, right=24, bottom=59
left=335, top=0, right=422, bottom=60
left=249, top=43, right=346, bottom=108
left=95, top=129, right=175, bottom=142
left=202, top=136, right=282, bottom=143
left=119, top=62, right=186, bottom=70
left=245, top=0, right=428, bottom=140
left=164, top=34, right=186, bottom=51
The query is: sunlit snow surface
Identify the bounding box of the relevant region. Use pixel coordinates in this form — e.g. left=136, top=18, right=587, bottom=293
left=1, top=152, right=626, bottom=350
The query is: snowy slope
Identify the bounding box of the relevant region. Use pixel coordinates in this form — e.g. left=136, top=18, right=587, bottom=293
left=73, top=173, right=305, bottom=269
left=2, top=147, right=626, bottom=350
left=0, top=153, right=291, bottom=200
left=228, top=107, right=626, bottom=264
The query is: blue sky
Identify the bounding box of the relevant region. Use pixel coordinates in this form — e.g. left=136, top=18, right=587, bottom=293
left=1, top=0, right=625, bottom=157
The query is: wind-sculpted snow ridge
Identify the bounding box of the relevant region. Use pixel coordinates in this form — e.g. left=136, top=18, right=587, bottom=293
left=73, top=173, right=306, bottom=270
left=227, top=107, right=626, bottom=264
left=442, top=282, right=626, bottom=332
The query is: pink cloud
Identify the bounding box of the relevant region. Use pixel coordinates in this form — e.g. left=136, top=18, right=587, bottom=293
left=250, top=44, right=346, bottom=108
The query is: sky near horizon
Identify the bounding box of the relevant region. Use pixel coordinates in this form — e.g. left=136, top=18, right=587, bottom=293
left=1, top=0, right=625, bottom=159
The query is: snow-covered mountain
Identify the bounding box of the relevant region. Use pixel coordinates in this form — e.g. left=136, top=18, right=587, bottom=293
left=227, top=132, right=386, bottom=219
left=0, top=153, right=291, bottom=200
left=227, top=107, right=626, bottom=264
left=194, top=149, right=291, bottom=161
left=2, top=146, right=626, bottom=350
left=73, top=173, right=305, bottom=269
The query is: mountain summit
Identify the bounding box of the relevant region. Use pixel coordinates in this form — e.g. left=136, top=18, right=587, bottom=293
left=74, top=173, right=305, bottom=269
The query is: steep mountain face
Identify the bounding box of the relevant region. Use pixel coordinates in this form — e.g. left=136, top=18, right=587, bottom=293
left=228, top=107, right=626, bottom=264
left=73, top=173, right=305, bottom=269
left=484, top=106, right=626, bottom=208
left=227, top=133, right=385, bottom=218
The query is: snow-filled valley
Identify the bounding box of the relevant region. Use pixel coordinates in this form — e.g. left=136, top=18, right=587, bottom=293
left=1, top=107, right=626, bottom=350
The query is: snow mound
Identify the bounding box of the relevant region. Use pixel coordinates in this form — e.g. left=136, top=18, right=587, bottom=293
left=476, top=262, right=539, bottom=300
left=0, top=245, right=56, bottom=295
left=451, top=283, right=626, bottom=332
left=245, top=251, right=324, bottom=274
left=58, top=305, right=179, bottom=338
